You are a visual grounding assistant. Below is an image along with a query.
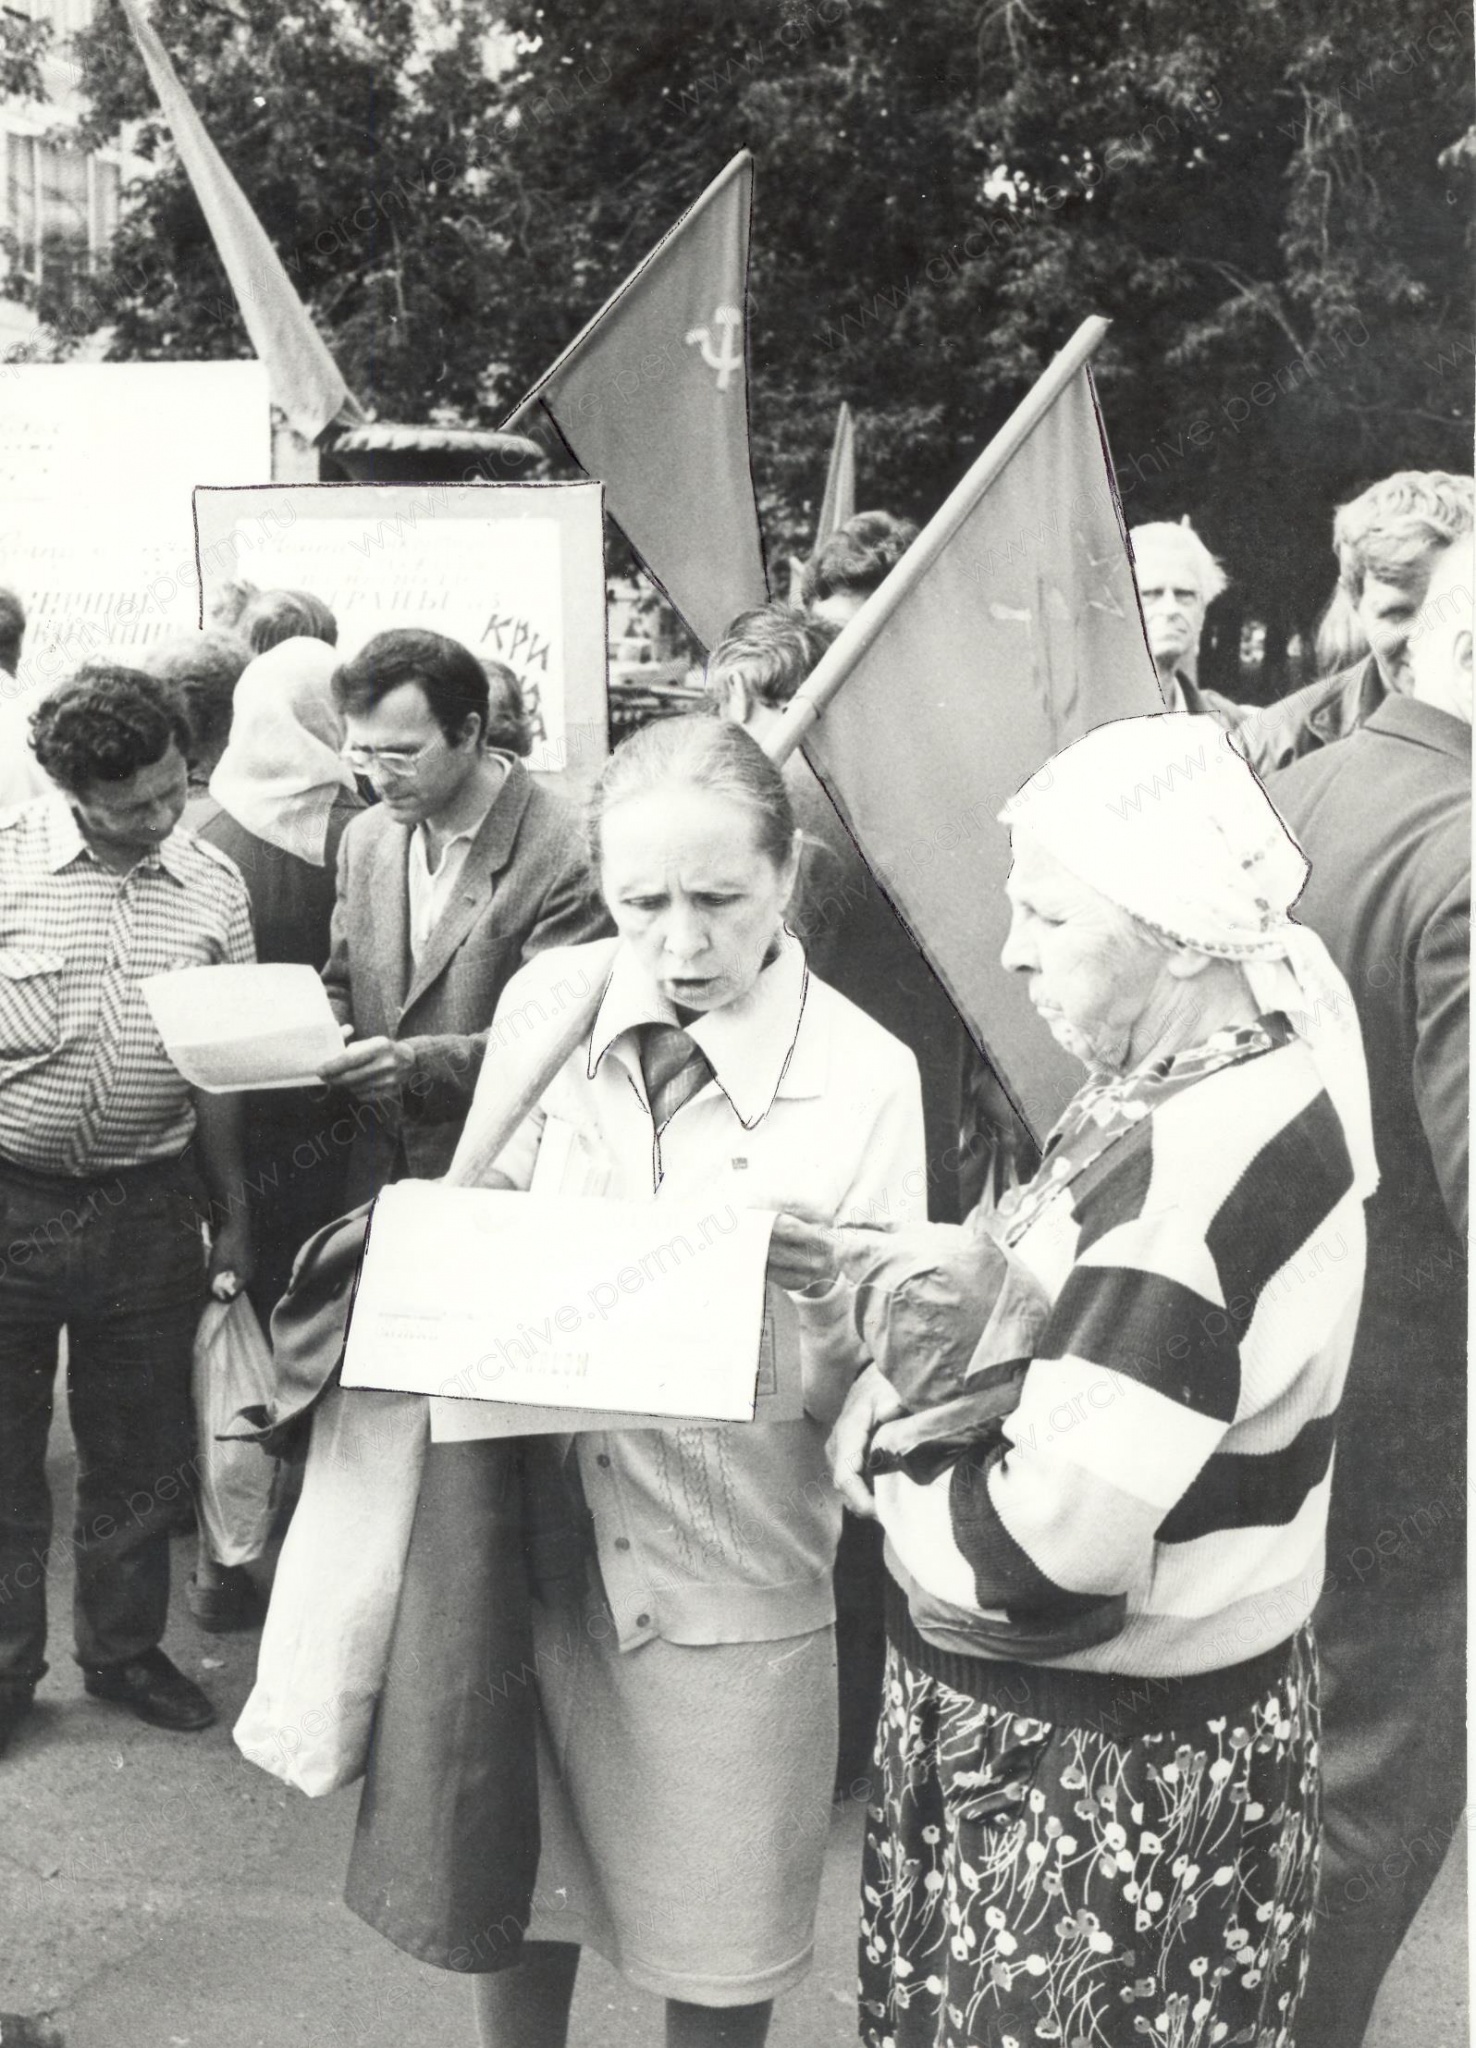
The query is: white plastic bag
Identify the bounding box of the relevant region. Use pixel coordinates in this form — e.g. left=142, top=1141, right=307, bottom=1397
left=233, top=1385, right=427, bottom=1796
left=192, top=1293, right=279, bottom=1567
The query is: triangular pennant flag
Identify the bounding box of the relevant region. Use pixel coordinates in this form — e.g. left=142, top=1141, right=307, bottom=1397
left=118, top=0, right=362, bottom=443
left=768, top=318, right=1162, bottom=1143
left=504, top=154, right=767, bottom=650
left=816, top=401, right=856, bottom=543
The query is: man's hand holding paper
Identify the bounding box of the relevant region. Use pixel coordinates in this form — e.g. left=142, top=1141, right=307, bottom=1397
left=317, top=1022, right=417, bottom=1102
left=142, top=962, right=347, bottom=1093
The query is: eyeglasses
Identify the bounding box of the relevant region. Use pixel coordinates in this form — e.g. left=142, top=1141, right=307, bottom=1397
left=341, top=737, right=439, bottom=775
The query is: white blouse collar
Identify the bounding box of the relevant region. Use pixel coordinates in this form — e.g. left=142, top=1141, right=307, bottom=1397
left=589, top=927, right=812, bottom=1128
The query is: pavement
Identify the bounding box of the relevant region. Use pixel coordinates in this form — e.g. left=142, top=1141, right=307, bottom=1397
left=0, top=1397, right=1466, bottom=2047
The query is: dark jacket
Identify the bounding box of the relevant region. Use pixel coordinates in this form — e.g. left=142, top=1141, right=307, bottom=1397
left=194, top=790, right=366, bottom=1313
left=1174, top=673, right=1252, bottom=732
left=322, top=761, right=610, bottom=1202
left=1269, top=697, right=1469, bottom=1576
left=194, top=789, right=364, bottom=969
left=1239, top=654, right=1387, bottom=777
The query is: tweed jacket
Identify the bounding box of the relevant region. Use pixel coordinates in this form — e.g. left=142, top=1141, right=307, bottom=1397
left=322, top=761, right=609, bottom=1201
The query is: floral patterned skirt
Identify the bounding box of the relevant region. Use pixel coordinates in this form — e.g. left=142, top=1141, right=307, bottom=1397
left=859, top=1629, right=1320, bottom=2048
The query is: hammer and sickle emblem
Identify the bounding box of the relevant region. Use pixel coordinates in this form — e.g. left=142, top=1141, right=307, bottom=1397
left=684, top=303, right=744, bottom=390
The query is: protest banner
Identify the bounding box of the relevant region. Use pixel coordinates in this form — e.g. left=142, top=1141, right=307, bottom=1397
left=0, top=361, right=270, bottom=701
left=193, top=479, right=609, bottom=781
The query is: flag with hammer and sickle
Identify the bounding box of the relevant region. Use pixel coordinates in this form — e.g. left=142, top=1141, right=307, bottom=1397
left=502, top=153, right=768, bottom=651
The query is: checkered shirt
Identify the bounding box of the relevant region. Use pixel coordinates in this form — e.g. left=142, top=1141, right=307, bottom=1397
left=0, top=796, right=255, bottom=1175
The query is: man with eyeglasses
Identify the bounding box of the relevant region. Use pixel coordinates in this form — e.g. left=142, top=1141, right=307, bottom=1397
left=319, top=630, right=608, bottom=1203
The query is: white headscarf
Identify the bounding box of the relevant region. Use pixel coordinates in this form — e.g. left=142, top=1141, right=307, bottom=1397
left=1001, top=714, right=1379, bottom=1198
left=208, top=637, right=358, bottom=866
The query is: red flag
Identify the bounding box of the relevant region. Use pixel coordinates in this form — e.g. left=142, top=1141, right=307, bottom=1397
left=503, top=154, right=767, bottom=650
left=770, top=319, right=1162, bottom=1142
left=118, top=0, right=361, bottom=443
left=816, top=401, right=856, bottom=543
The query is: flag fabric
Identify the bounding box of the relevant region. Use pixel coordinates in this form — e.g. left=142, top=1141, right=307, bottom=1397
left=118, top=0, right=362, bottom=443
left=503, top=154, right=767, bottom=651
left=779, top=323, right=1163, bottom=1142
left=816, top=401, right=856, bottom=543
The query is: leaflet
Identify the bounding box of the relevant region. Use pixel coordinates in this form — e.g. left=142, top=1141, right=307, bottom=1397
left=140, top=961, right=344, bottom=1092
left=341, top=1182, right=789, bottom=1427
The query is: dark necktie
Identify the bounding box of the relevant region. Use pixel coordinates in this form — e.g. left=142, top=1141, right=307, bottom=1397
left=638, top=1023, right=713, bottom=1134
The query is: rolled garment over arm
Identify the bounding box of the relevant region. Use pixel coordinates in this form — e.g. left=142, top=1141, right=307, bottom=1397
left=838, top=1210, right=1053, bottom=1411
left=441, top=941, right=616, bottom=1190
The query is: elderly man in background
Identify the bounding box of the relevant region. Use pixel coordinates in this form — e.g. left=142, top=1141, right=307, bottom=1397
left=1268, top=541, right=1471, bottom=2047
left=799, top=508, right=919, bottom=629
left=1242, top=469, right=1473, bottom=772
left=1129, top=519, right=1249, bottom=727
left=0, top=668, right=257, bottom=1755
left=319, top=630, right=608, bottom=1204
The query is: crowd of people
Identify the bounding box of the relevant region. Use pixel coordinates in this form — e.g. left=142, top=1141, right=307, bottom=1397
left=0, top=464, right=1467, bottom=2048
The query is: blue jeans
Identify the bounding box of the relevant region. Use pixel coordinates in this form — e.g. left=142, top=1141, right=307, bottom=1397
left=0, top=1152, right=206, bottom=1686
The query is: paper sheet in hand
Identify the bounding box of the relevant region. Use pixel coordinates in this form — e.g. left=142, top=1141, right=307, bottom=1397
left=141, top=962, right=343, bottom=1092
left=341, top=1183, right=778, bottom=1425
left=429, top=1284, right=802, bottom=1438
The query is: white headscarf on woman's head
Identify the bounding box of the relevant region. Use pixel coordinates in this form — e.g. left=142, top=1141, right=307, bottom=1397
left=1001, top=713, right=1379, bottom=1198
left=208, top=636, right=358, bottom=866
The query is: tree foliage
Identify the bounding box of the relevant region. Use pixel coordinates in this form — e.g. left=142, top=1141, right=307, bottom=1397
left=45, top=0, right=1475, bottom=690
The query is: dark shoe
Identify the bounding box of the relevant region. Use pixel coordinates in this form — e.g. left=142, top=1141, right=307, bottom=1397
left=82, top=1648, right=216, bottom=1731
left=0, top=1690, right=34, bottom=1759
left=187, top=1565, right=263, bottom=1633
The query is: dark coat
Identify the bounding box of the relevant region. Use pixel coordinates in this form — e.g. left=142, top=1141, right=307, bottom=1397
left=1269, top=697, right=1469, bottom=1575
left=1175, top=673, right=1252, bottom=732
left=1239, top=654, right=1387, bottom=777
left=322, top=761, right=610, bottom=1203
left=238, top=1199, right=580, bottom=1972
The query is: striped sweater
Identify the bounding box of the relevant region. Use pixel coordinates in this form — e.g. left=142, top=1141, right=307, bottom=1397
left=877, top=1022, right=1367, bottom=1680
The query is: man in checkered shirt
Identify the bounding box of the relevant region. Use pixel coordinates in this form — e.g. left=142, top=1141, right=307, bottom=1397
left=0, top=667, right=257, bottom=1756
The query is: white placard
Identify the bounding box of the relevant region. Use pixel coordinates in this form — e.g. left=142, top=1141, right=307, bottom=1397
left=140, top=962, right=344, bottom=1092
left=342, top=1182, right=778, bottom=1424
left=194, top=481, right=609, bottom=780
left=0, top=362, right=270, bottom=700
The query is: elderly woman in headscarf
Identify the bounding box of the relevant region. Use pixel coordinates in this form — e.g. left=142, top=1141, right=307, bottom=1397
left=187, top=637, right=364, bottom=1625
left=793, top=715, right=1377, bottom=2048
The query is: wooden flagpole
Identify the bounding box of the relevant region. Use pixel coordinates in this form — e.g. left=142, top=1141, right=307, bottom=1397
left=761, top=315, right=1113, bottom=770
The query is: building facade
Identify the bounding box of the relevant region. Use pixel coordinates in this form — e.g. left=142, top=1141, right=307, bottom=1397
left=0, top=0, right=133, bottom=355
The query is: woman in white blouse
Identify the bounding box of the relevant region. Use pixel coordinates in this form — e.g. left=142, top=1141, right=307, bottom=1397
left=460, top=715, right=926, bottom=2048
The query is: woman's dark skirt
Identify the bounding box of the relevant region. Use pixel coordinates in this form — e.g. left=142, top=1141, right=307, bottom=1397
left=860, top=1610, right=1320, bottom=2048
